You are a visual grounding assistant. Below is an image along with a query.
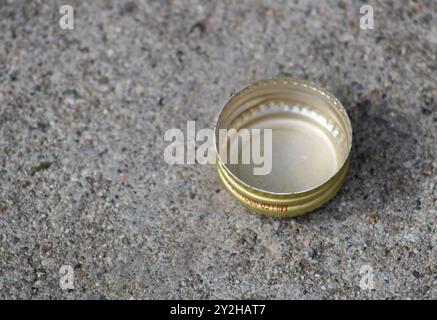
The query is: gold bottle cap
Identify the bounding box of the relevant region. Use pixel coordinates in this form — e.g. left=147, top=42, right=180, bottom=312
left=215, top=78, right=353, bottom=217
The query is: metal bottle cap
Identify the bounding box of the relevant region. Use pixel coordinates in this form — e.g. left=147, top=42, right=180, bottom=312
left=215, top=78, right=353, bottom=217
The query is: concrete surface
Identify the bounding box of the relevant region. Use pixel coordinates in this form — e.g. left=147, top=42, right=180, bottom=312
left=0, top=0, right=436, bottom=299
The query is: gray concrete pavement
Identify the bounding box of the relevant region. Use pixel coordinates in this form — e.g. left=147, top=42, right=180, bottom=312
left=0, top=0, right=435, bottom=299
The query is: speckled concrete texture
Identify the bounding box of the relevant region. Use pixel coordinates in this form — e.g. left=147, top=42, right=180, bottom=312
left=0, top=0, right=436, bottom=299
